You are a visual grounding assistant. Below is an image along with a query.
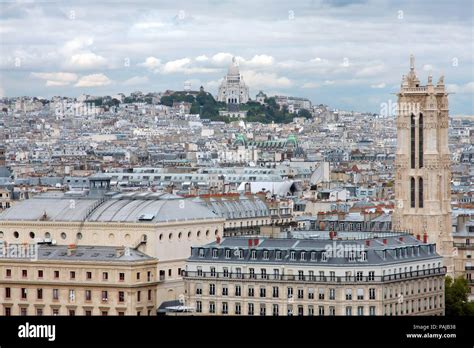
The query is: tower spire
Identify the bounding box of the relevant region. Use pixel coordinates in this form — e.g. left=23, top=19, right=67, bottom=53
left=410, top=54, right=415, bottom=71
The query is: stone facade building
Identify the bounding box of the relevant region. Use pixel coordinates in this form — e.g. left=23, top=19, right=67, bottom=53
left=392, top=55, right=454, bottom=274
left=217, top=57, right=249, bottom=104
left=184, top=234, right=445, bottom=316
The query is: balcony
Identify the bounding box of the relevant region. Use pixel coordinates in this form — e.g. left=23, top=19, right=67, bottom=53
left=184, top=267, right=446, bottom=284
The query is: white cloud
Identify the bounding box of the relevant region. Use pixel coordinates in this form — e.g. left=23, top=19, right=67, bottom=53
left=446, top=82, right=474, bottom=94
left=423, top=64, right=434, bottom=71
left=139, top=56, right=162, bottom=71
left=355, top=64, right=385, bottom=77
left=242, top=54, right=274, bottom=67
left=74, top=73, right=111, bottom=87
left=161, top=58, right=191, bottom=73
left=370, top=82, right=386, bottom=89
left=122, top=76, right=149, bottom=86
left=242, top=70, right=292, bottom=88
left=211, top=52, right=234, bottom=65
left=69, top=52, right=107, bottom=69
left=302, top=82, right=320, bottom=88
left=31, top=72, right=78, bottom=86
left=195, top=55, right=209, bottom=62
left=133, top=21, right=166, bottom=30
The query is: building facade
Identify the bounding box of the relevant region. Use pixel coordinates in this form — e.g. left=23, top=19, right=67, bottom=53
left=0, top=245, right=158, bottom=316
left=217, top=57, right=249, bottom=104
left=184, top=235, right=445, bottom=316
left=392, top=55, right=454, bottom=273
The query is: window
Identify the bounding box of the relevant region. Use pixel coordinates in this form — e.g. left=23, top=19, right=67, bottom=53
left=196, top=301, right=202, bottom=313
left=410, top=177, right=416, bottom=208
left=5, top=287, right=11, bottom=298
left=248, top=286, right=254, bottom=297
left=419, top=177, right=424, bottom=208
left=235, top=285, right=241, bottom=296
left=22, top=270, right=27, bottom=278
left=70, top=271, right=75, bottom=279
left=222, top=302, right=228, bottom=315
left=318, top=288, right=325, bottom=300
left=287, top=287, right=293, bottom=299
left=53, top=289, right=59, bottom=300
left=261, top=269, right=267, bottom=279
left=260, top=287, right=266, bottom=298
left=263, top=250, right=269, bottom=260
left=86, top=272, right=92, bottom=280
left=273, top=286, right=279, bottom=298
left=20, top=308, right=27, bottom=316
left=357, top=306, right=364, bottom=316
left=233, top=302, right=241, bottom=315
left=119, top=291, right=125, bottom=302
left=222, top=285, right=228, bottom=296
left=249, top=268, right=255, bottom=279
left=329, top=306, right=336, bottom=316
left=318, top=306, right=325, bottom=316
left=209, top=284, right=216, bottom=295
left=251, top=250, right=257, bottom=260
left=102, top=272, right=108, bottom=281
left=272, top=304, right=279, bottom=316
left=356, top=271, right=363, bottom=281
left=290, top=251, right=296, bottom=260
left=119, top=273, right=125, bottom=281
left=225, top=249, right=231, bottom=259
left=329, top=288, right=335, bottom=300
left=223, top=268, right=229, bottom=277
left=297, top=288, right=304, bottom=299
left=368, top=271, right=375, bottom=281
left=276, top=251, right=282, bottom=260
left=5, top=307, right=11, bottom=316
left=85, top=290, right=92, bottom=301
left=298, top=306, right=304, bottom=316
left=212, top=249, right=218, bottom=258
left=419, top=114, right=423, bottom=168
left=36, top=308, right=43, bottom=316
left=260, top=304, right=266, bottom=316
left=410, top=114, right=415, bottom=169
left=367, top=287, right=376, bottom=300
left=38, top=270, right=43, bottom=278
left=69, top=289, right=75, bottom=302
left=102, top=291, right=108, bottom=302
left=21, top=288, right=27, bottom=299
left=6, top=269, right=11, bottom=277
left=346, top=306, right=352, bottom=316
left=37, top=288, right=43, bottom=299
left=369, top=306, right=376, bottom=316
left=345, top=289, right=352, bottom=300
left=196, top=284, right=202, bottom=295
left=308, top=288, right=314, bottom=299
left=357, top=288, right=364, bottom=300
left=248, top=303, right=254, bottom=315
left=54, top=270, right=59, bottom=279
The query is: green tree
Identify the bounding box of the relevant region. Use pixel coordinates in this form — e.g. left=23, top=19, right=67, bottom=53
left=445, top=276, right=474, bottom=316
left=297, top=108, right=312, bottom=119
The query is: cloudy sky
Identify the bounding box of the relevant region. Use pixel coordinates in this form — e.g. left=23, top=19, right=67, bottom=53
left=0, top=0, right=472, bottom=114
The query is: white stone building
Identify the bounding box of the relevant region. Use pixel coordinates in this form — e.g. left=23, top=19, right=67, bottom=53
left=217, top=57, right=249, bottom=104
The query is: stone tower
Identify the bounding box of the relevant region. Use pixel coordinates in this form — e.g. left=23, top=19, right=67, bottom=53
left=392, top=55, right=453, bottom=273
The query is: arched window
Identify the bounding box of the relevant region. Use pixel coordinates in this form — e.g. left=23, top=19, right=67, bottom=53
left=419, top=114, right=423, bottom=168
left=410, top=114, right=415, bottom=169
left=410, top=177, right=416, bottom=208
left=419, top=177, right=424, bottom=208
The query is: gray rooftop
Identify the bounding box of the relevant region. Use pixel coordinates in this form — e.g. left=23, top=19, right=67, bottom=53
left=0, top=191, right=220, bottom=223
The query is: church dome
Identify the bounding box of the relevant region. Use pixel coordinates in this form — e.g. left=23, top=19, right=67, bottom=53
left=227, top=57, right=240, bottom=76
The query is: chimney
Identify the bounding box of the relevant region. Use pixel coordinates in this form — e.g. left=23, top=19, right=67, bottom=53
left=253, top=238, right=259, bottom=247
left=244, top=182, right=251, bottom=194
left=383, top=238, right=387, bottom=245
left=365, top=240, right=370, bottom=247
left=416, top=234, right=421, bottom=241
left=216, top=236, right=221, bottom=244
left=67, top=244, right=77, bottom=256
left=248, top=239, right=253, bottom=248
left=399, top=237, right=404, bottom=242
left=329, top=231, right=334, bottom=240
left=115, top=246, right=125, bottom=258
left=423, top=232, right=428, bottom=243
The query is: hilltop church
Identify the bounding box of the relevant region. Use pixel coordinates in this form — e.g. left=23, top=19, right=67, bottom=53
left=217, top=57, right=250, bottom=104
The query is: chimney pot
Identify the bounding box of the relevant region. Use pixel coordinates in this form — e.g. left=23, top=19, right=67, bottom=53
left=383, top=238, right=387, bottom=245
left=365, top=240, right=370, bottom=247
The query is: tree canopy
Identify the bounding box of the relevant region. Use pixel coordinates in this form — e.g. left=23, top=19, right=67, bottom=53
left=445, top=276, right=474, bottom=316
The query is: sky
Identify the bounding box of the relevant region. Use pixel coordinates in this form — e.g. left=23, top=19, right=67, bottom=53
left=0, top=0, right=473, bottom=115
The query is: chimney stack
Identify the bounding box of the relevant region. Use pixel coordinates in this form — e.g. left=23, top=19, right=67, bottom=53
left=416, top=234, right=421, bottom=241
left=383, top=238, right=387, bottom=245
left=399, top=237, right=404, bottom=242
left=67, top=244, right=77, bottom=256
left=423, top=232, right=428, bottom=243
left=365, top=240, right=370, bottom=247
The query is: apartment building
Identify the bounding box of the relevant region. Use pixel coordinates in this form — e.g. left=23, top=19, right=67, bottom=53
left=0, top=245, right=158, bottom=316
left=184, top=234, right=445, bottom=316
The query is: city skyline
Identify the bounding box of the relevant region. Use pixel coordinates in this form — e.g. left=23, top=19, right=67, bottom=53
left=0, top=0, right=472, bottom=115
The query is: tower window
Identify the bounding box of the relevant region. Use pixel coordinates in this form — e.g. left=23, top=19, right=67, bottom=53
left=419, top=177, right=423, bottom=208
left=410, top=114, right=416, bottom=169
left=419, top=114, right=423, bottom=168
left=410, top=177, right=415, bottom=208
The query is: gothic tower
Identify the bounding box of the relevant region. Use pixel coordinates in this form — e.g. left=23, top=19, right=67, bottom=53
left=392, top=55, right=453, bottom=273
